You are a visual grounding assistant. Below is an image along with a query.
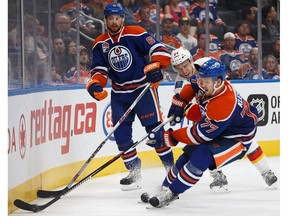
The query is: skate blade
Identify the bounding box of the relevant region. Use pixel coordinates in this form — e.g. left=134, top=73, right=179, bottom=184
left=269, top=181, right=278, bottom=190
left=121, top=182, right=142, bottom=191
left=210, top=185, right=231, bottom=193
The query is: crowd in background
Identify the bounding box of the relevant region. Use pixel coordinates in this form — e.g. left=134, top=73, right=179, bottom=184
left=8, top=0, right=280, bottom=90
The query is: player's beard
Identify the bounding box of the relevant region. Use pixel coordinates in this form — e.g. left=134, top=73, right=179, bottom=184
left=107, top=24, right=123, bottom=36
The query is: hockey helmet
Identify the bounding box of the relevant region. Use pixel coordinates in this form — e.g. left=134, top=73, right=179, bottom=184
left=104, top=2, right=124, bottom=17
left=197, top=58, right=227, bottom=81
left=171, top=47, right=192, bottom=66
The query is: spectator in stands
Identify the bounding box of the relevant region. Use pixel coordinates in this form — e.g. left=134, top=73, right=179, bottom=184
left=178, top=0, right=191, bottom=10
left=194, top=18, right=219, bottom=52
left=190, top=31, right=220, bottom=62
left=52, top=37, right=68, bottom=80
left=65, top=8, right=89, bottom=32
left=238, top=47, right=270, bottom=79
left=119, top=0, right=138, bottom=26
left=52, top=13, right=77, bottom=44
left=134, top=0, right=164, bottom=24
left=65, top=40, right=78, bottom=72
left=262, top=54, right=280, bottom=79
left=176, top=16, right=197, bottom=51
left=261, top=5, right=280, bottom=43
left=51, top=65, right=64, bottom=85
left=87, top=0, right=106, bottom=21
left=24, top=15, right=50, bottom=86
left=164, top=0, right=190, bottom=26
left=240, top=7, right=258, bottom=38
left=158, top=14, right=183, bottom=53
left=189, top=0, right=227, bottom=39
left=272, top=38, right=280, bottom=64
left=64, top=45, right=91, bottom=84
left=158, top=14, right=183, bottom=80
left=137, top=6, right=157, bottom=35
left=234, top=20, right=257, bottom=58
left=82, top=19, right=98, bottom=38
left=218, top=32, right=247, bottom=79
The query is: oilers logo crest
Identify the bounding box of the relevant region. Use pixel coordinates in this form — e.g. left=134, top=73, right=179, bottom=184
left=108, top=45, right=132, bottom=72
left=230, top=59, right=242, bottom=71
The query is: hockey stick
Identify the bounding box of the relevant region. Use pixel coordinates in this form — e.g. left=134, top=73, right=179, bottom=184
left=14, top=116, right=174, bottom=212
left=37, top=83, right=151, bottom=198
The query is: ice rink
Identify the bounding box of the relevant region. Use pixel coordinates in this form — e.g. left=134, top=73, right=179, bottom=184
left=10, top=156, right=281, bottom=216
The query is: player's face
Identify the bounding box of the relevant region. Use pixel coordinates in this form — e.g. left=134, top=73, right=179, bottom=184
left=174, top=60, right=194, bottom=79
left=106, top=14, right=124, bottom=35
left=197, top=77, right=217, bottom=96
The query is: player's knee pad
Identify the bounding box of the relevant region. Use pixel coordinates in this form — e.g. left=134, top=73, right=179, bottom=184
left=114, top=121, right=133, bottom=146
left=188, top=145, right=214, bottom=172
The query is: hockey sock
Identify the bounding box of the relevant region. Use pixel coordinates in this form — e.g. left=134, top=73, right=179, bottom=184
left=169, top=145, right=214, bottom=194
left=155, top=146, right=174, bottom=171
left=246, top=140, right=270, bottom=174
left=162, top=153, right=190, bottom=187
left=121, top=147, right=141, bottom=171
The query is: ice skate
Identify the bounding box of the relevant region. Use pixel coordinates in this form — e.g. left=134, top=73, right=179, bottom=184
left=140, top=192, right=150, bottom=203
left=209, top=170, right=230, bottom=193
left=120, top=169, right=142, bottom=191
left=148, top=187, right=178, bottom=208
left=262, top=170, right=278, bottom=188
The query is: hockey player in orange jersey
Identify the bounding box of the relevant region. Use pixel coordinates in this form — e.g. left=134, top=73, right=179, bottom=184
left=144, top=56, right=278, bottom=208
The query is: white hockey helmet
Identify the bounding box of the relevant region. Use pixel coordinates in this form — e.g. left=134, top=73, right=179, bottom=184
left=171, top=47, right=192, bottom=72
left=194, top=57, right=212, bottom=71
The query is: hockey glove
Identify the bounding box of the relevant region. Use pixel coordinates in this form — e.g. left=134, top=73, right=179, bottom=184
left=146, top=128, right=178, bottom=148
left=185, top=103, right=202, bottom=122
left=144, top=61, right=163, bottom=87
left=167, top=94, right=189, bottom=125
left=86, top=79, right=108, bottom=101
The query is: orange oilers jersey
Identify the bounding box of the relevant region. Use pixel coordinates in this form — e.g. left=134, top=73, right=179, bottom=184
left=172, top=78, right=258, bottom=146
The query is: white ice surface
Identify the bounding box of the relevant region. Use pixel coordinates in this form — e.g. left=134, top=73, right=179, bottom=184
left=10, top=157, right=281, bottom=216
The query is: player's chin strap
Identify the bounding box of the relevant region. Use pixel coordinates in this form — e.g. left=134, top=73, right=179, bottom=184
left=212, top=79, right=224, bottom=96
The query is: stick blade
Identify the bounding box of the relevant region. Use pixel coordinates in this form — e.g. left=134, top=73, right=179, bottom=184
left=37, top=189, right=63, bottom=198
left=13, top=199, right=40, bottom=212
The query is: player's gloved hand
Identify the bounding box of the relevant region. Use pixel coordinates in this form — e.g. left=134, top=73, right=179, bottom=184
left=86, top=79, right=108, bottom=101
left=146, top=128, right=178, bottom=148
left=144, top=61, right=163, bottom=87
left=185, top=103, right=202, bottom=122
left=167, top=94, right=189, bottom=125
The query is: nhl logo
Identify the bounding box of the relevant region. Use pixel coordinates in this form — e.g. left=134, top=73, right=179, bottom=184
left=250, top=98, right=265, bottom=122
left=247, top=94, right=269, bottom=126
